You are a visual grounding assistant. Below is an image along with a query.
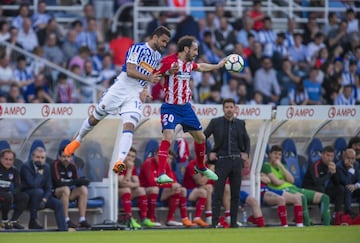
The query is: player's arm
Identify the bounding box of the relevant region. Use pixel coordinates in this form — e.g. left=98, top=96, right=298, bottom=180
left=118, top=174, right=130, bottom=188
left=126, top=62, right=162, bottom=84
left=195, top=58, right=226, bottom=72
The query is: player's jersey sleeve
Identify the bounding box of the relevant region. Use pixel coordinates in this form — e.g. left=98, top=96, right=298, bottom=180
left=192, top=62, right=199, bottom=71
left=126, top=44, right=142, bottom=65
left=154, top=54, right=176, bottom=75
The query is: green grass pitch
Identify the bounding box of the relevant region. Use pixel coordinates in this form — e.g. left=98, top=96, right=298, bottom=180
left=1, top=226, right=360, bottom=243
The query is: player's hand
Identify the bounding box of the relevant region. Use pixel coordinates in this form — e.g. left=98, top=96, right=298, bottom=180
left=139, top=88, right=153, bottom=103
left=218, top=58, right=227, bottom=68
left=346, top=184, right=356, bottom=192
left=149, top=72, right=162, bottom=84
left=328, top=161, right=336, bottom=174
left=209, top=152, right=218, bottom=161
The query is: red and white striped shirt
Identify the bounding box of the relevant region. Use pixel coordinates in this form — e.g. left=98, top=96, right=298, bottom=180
left=156, top=53, right=198, bottom=105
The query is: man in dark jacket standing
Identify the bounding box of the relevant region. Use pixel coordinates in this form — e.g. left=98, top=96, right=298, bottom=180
left=0, top=149, right=28, bottom=229
left=204, top=98, right=250, bottom=228
left=20, top=146, right=67, bottom=230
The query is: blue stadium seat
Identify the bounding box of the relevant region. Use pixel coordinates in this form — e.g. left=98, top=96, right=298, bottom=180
left=69, top=196, right=105, bottom=209
left=307, top=138, right=323, bottom=164
left=83, top=141, right=108, bottom=182
left=334, top=137, right=347, bottom=163
left=143, top=139, right=159, bottom=161
left=282, top=138, right=303, bottom=187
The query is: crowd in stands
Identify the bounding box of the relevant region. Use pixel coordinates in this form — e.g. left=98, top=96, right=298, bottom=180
left=0, top=0, right=359, bottom=106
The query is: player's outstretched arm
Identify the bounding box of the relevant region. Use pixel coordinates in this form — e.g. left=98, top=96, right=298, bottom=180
left=196, top=58, right=226, bottom=72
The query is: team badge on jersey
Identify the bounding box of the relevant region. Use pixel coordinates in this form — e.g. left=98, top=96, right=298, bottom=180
left=8, top=173, right=13, bottom=180
left=67, top=171, right=73, bottom=178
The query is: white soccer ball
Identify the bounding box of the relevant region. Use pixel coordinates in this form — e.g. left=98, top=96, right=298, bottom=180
left=225, top=54, right=245, bottom=72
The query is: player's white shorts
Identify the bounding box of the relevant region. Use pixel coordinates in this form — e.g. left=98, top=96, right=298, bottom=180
left=93, top=72, right=143, bottom=126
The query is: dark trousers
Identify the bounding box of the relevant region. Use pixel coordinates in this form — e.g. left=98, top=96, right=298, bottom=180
left=25, top=188, right=67, bottom=230
left=212, top=158, right=242, bottom=227
left=344, top=188, right=360, bottom=213
left=326, top=184, right=345, bottom=212
left=0, top=191, right=29, bottom=221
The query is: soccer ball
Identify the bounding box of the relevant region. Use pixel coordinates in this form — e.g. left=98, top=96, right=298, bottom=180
left=224, top=54, right=245, bottom=72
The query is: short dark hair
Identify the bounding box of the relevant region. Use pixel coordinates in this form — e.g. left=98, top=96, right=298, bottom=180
left=177, top=35, right=197, bottom=52
left=129, top=147, right=137, bottom=154
left=0, top=148, right=16, bottom=160
left=322, top=146, right=335, bottom=153
left=348, top=137, right=360, bottom=148
left=270, top=145, right=282, bottom=153
left=222, top=98, right=236, bottom=106
left=151, top=26, right=171, bottom=38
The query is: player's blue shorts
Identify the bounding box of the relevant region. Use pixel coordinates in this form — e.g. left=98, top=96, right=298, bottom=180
left=260, top=186, right=284, bottom=205
left=239, top=191, right=249, bottom=205
left=160, top=103, right=202, bottom=132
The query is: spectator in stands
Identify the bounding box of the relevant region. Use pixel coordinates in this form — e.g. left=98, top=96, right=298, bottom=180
left=204, top=84, right=223, bottom=105
left=79, top=3, right=95, bottom=30
left=55, top=73, right=78, bottom=103
left=247, top=41, right=263, bottom=76
left=247, top=90, right=264, bottom=105
left=220, top=78, right=239, bottom=101
left=17, top=17, right=38, bottom=52
left=37, top=17, right=65, bottom=47
left=249, top=0, right=264, bottom=31
left=20, top=146, right=67, bottom=230
left=172, top=15, right=200, bottom=43
left=144, top=11, right=168, bottom=40
left=288, top=80, right=309, bottom=105
left=236, top=83, right=248, bottom=104
left=254, top=56, right=281, bottom=105
left=204, top=98, right=250, bottom=228
left=51, top=146, right=91, bottom=229
left=345, top=8, right=358, bottom=33
left=322, top=12, right=339, bottom=37
left=341, top=59, right=358, bottom=93
left=24, top=72, right=50, bottom=103
left=30, top=46, right=46, bottom=76
left=304, top=68, right=323, bottom=105
left=0, top=20, right=10, bottom=41
left=335, top=148, right=360, bottom=218
left=6, top=83, right=24, bottom=103
left=13, top=55, right=34, bottom=94
left=262, top=145, right=331, bottom=226
left=260, top=172, right=305, bottom=227
left=213, top=16, right=236, bottom=56
left=302, top=16, right=320, bottom=45
left=257, top=16, right=276, bottom=47
left=68, top=46, right=91, bottom=74
left=288, top=33, right=309, bottom=71
left=108, top=29, right=134, bottom=70
left=183, top=159, right=214, bottom=227
left=93, top=0, right=114, bottom=37
left=11, top=3, right=30, bottom=30
left=327, top=20, right=349, bottom=49
left=0, top=55, right=16, bottom=96
left=139, top=150, right=196, bottom=227
left=5, top=27, right=23, bottom=64
left=334, top=84, right=356, bottom=105
left=99, top=53, right=116, bottom=88
left=43, top=33, right=65, bottom=67
left=322, top=63, right=342, bottom=105
left=307, top=32, right=326, bottom=64
left=76, top=17, right=103, bottom=55
left=80, top=60, right=103, bottom=103
left=200, top=30, right=224, bottom=65
left=118, top=147, right=160, bottom=228
left=236, top=17, right=257, bottom=49
left=0, top=149, right=29, bottom=229
left=62, top=29, right=79, bottom=65
left=197, top=71, right=214, bottom=103
left=302, top=146, right=344, bottom=224
left=32, top=0, right=51, bottom=33
left=277, top=58, right=301, bottom=101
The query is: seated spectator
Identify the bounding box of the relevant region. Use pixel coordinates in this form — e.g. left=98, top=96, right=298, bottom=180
left=201, top=30, right=224, bottom=65
left=247, top=91, right=264, bottom=105
left=260, top=173, right=304, bottom=227
left=0, top=20, right=10, bottom=41
left=62, top=29, right=79, bottom=65
left=30, top=46, right=46, bottom=75
left=76, top=17, right=103, bottom=54
left=13, top=55, right=34, bottom=94
left=51, top=146, right=91, bottom=229
left=204, top=84, right=223, bottom=104
left=345, top=8, right=359, bottom=33
left=0, top=55, right=16, bottom=96
left=334, top=84, right=356, bottom=105
left=220, top=78, right=239, bottom=101
left=328, top=20, right=350, bottom=49
left=5, top=27, right=23, bottom=64
left=262, top=145, right=331, bottom=226
left=139, top=150, right=195, bottom=227
left=277, top=58, right=302, bottom=101
left=37, top=17, right=65, bottom=47
left=68, top=46, right=91, bottom=74
left=302, top=146, right=345, bottom=225
left=31, top=86, right=54, bottom=103
left=0, top=149, right=29, bottom=229
left=11, top=3, right=30, bottom=30
left=249, top=0, right=265, bottom=31
left=108, top=29, right=134, bottom=70
left=348, top=137, right=360, bottom=162
left=17, top=17, right=38, bottom=53
left=336, top=148, right=360, bottom=218
left=288, top=80, right=309, bottom=105
left=288, top=33, right=309, bottom=71
left=43, top=33, right=65, bottom=67
left=24, top=72, right=50, bottom=103
left=304, top=68, right=323, bottom=105
left=118, top=147, right=159, bottom=228
left=80, top=60, right=103, bottom=103
left=31, top=1, right=51, bottom=33
left=6, top=83, right=25, bottom=103
left=99, top=53, right=116, bottom=88
left=236, top=83, right=248, bottom=104
left=20, top=146, right=67, bottom=230
left=55, top=73, right=79, bottom=103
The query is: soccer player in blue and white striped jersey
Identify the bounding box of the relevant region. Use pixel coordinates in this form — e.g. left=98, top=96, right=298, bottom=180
left=64, top=26, right=171, bottom=175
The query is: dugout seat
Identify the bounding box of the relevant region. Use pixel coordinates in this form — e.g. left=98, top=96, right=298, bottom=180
left=282, top=138, right=303, bottom=187
left=307, top=138, right=323, bottom=164
left=83, top=141, right=109, bottom=182
left=143, top=139, right=159, bottom=161
left=334, top=137, right=348, bottom=164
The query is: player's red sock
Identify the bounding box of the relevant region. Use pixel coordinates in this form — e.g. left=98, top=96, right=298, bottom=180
left=158, top=140, right=171, bottom=174
left=179, top=196, right=188, bottom=219
left=224, top=210, right=231, bottom=218
left=277, top=205, right=288, bottom=226
left=137, top=195, right=148, bottom=221
left=148, top=193, right=158, bottom=221
left=195, top=197, right=206, bottom=218
left=255, top=216, right=265, bottom=227
left=167, top=193, right=179, bottom=222
left=294, top=205, right=303, bottom=224
left=121, top=193, right=132, bottom=217
left=194, top=142, right=206, bottom=170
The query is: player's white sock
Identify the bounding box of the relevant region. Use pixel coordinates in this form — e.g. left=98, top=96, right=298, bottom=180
left=117, top=131, right=133, bottom=161
left=76, top=118, right=94, bottom=142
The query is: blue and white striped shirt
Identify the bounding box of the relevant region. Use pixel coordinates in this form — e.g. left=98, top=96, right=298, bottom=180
left=121, top=42, right=162, bottom=87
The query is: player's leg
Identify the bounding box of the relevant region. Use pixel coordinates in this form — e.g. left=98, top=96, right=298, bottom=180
left=244, top=193, right=265, bottom=227
left=70, top=186, right=90, bottom=228
left=131, top=187, right=159, bottom=227
left=188, top=188, right=209, bottom=227
left=263, top=189, right=288, bottom=226
left=303, top=188, right=330, bottom=226
left=282, top=190, right=304, bottom=227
